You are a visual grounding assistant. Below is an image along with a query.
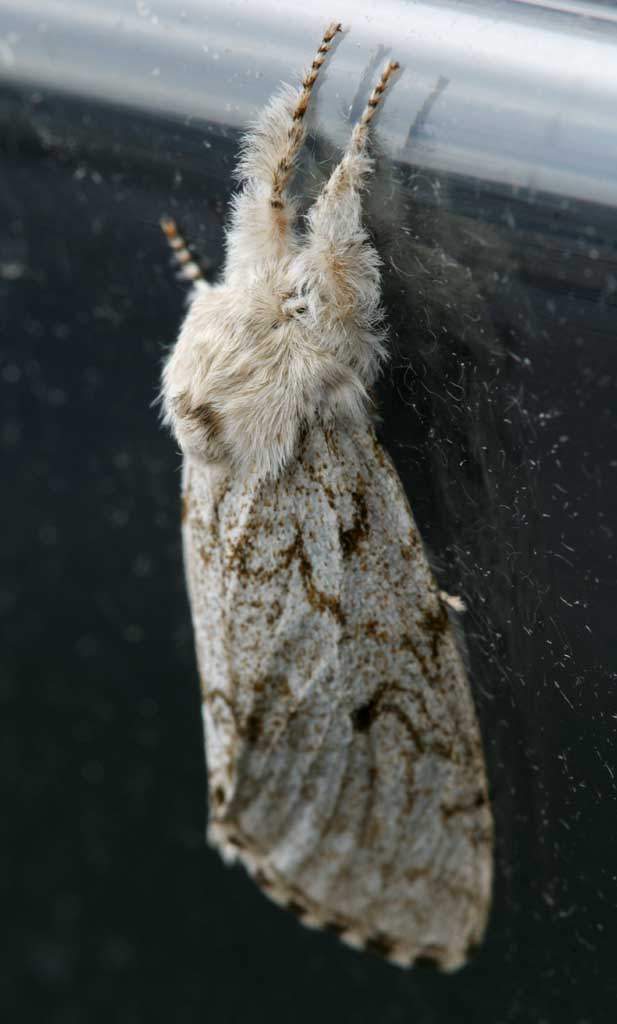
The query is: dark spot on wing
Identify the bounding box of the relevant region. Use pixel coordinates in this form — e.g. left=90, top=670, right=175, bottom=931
left=238, top=675, right=292, bottom=745
left=351, top=689, right=383, bottom=732
left=244, top=712, right=262, bottom=744
left=351, top=683, right=425, bottom=751
left=364, top=619, right=389, bottom=643
left=339, top=477, right=370, bottom=558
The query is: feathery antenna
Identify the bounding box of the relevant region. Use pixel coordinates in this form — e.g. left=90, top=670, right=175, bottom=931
left=292, top=21, right=342, bottom=123
left=271, top=21, right=342, bottom=207
left=160, top=216, right=205, bottom=283
left=352, top=59, right=400, bottom=150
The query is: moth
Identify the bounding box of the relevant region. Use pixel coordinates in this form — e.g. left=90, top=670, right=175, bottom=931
left=160, top=22, right=493, bottom=970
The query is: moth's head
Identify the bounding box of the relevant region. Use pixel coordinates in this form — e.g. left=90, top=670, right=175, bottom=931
left=244, top=282, right=314, bottom=344
left=201, top=263, right=327, bottom=355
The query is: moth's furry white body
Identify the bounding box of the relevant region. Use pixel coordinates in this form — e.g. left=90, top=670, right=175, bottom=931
left=161, top=23, right=493, bottom=970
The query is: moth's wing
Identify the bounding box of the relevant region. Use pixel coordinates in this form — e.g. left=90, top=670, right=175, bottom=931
left=182, top=424, right=493, bottom=970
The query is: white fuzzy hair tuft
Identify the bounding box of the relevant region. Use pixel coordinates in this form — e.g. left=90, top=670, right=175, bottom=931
left=161, top=30, right=398, bottom=481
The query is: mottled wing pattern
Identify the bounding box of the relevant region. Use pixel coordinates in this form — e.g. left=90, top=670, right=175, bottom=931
left=182, top=423, right=492, bottom=970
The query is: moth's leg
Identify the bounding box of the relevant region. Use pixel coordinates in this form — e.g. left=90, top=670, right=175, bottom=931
left=160, top=216, right=210, bottom=292
left=297, top=61, right=399, bottom=325
left=223, top=22, right=341, bottom=283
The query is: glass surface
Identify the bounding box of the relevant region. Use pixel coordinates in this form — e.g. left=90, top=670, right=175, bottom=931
left=2, top=2, right=616, bottom=1022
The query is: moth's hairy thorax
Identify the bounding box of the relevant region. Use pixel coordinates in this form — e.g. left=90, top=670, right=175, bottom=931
left=162, top=260, right=385, bottom=480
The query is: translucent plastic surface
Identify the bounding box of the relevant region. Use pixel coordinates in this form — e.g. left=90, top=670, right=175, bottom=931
left=2, top=3, right=616, bottom=1022
left=1, top=0, right=617, bottom=203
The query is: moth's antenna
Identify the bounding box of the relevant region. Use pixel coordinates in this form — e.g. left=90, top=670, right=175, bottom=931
left=270, top=20, right=342, bottom=206
left=292, top=20, right=342, bottom=123
left=351, top=59, right=400, bottom=151
left=160, top=216, right=207, bottom=284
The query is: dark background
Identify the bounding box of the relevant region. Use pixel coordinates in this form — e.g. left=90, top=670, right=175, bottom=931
left=2, top=76, right=617, bottom=1023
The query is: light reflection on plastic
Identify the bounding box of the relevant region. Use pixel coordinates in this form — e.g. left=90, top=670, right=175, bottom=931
left=0, top=0, right=616, bottom=204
